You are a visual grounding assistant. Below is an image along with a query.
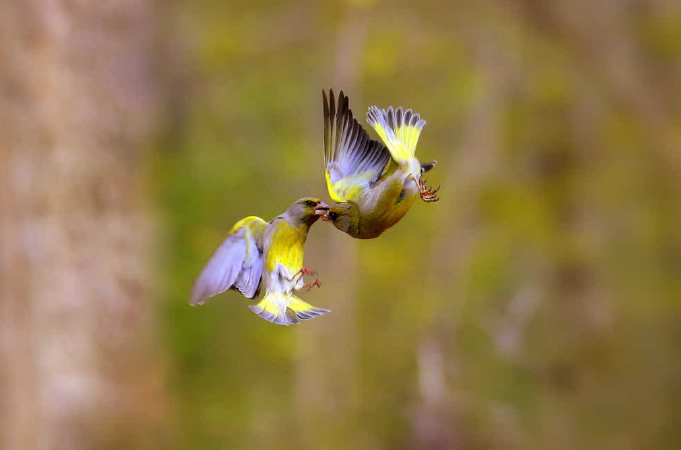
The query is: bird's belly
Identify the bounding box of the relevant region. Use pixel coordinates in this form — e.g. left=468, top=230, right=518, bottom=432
left=358, top=177, right=418, bottom=238
left=262, top=267, right=294, bottom=294
left=375, top=191, right=417, bottom=228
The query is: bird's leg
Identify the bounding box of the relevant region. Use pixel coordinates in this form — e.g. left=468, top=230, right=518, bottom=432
left=293, top=267, right=317, bottom=282
left=416, top=176, right=440, bottom=203
left=292, top=267, right=322, bottom=291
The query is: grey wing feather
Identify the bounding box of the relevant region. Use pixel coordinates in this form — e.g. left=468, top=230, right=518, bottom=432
left=190, top=223, right=265, bottom=305
left=233, top=251, right=262, bottom=298
left=323, top=89, right=392, bottom=185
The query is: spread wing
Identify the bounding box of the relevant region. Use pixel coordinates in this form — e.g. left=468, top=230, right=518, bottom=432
left=367, top=105, right=426, bottom=164
left=323, top=89, right=392, bottom=203
left=190, top=216, right=268, bottom=305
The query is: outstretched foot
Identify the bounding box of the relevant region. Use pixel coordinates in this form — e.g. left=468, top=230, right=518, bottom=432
left=294, top=267, right=322, bottom=290
left=302, top=278, right=322, bottom=291
left=293, top=267, right=317, bottom=282
left=418, top=178, right=440, bottom=203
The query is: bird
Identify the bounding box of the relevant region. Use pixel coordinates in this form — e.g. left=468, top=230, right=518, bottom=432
left=190, top=197, right=331, bottom=325
left=320, top=89, right=439, bottom=239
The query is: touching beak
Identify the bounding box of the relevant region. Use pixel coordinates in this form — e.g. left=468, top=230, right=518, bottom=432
left=314, top=201, right=329, bottom=216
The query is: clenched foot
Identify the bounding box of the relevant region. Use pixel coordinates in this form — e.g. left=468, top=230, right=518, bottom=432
left=418, top=178, right=440, bottom=203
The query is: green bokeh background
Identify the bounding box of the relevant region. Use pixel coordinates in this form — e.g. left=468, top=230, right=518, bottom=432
left=153, top=1, right=681, bottom=448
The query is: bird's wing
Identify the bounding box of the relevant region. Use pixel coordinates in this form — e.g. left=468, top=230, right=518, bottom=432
left=190, top=216, right=268, bottom=305
left=366, top=105, right=426, bottom=164
left=323, top=89, right=393, bottom=203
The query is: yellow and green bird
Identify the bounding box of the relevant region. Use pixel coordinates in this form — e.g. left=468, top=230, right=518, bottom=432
left=191, top=198, right=330, bottom=325
left=321, top=90, right=438, bottom=239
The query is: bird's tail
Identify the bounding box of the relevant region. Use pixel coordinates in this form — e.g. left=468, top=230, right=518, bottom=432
left=367, top=105, right=426, bottom=164
left=249, top=293, right=330, bottom=326
left=420, top=161, right=437, bottom=174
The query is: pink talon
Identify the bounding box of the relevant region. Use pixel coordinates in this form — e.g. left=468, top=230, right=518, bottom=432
left=302, top=279, right=322, bottom=291
left=417, top=178, right=440, bottom=202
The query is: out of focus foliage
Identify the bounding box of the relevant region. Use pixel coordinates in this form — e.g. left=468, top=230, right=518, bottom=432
left=155, top=0, right=681, bottom=449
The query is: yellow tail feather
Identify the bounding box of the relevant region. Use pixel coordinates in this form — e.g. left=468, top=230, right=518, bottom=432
left=367, top=105, right=426, bottom=164
left=249, top=293, right=330, bottom=326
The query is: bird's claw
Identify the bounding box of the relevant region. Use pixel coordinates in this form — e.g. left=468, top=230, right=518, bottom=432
left=418, top=178, right=440, bottom=203
left=421, top=195, right=439, bottom=203
left=302, top=278, right=322, bottom=291
left=294, top=267, right=318, bottom=281
left=294, top=267, right=322, bottom=290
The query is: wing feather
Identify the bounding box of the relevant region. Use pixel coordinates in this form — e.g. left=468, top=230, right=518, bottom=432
left=323, top=89, right=392, bottom=203
left=191, top=216, right=267, bottom=305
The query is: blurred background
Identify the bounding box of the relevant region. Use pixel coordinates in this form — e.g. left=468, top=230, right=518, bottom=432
left=1, top=0, right=681, bottom=449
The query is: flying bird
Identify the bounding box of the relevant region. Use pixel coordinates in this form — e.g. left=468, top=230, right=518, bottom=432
left=191, top=198, right=330, bottom=325
left=321, top=90, right=438, bottom=239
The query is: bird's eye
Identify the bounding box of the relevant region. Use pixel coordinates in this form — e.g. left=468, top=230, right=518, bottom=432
left=329, top=212, right=338, bottom=220
left=305, top=200, right=316, bottom=207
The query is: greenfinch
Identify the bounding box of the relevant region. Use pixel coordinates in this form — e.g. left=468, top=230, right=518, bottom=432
left=191, top=198, right=330, bottom=325
left=321, top=90, right=438, bottom=239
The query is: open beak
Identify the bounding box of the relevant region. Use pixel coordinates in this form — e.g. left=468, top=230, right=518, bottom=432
left=313, top=201, right=329, bottom=216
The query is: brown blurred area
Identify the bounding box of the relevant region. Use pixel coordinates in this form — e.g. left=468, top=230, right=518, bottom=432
left=0, top=0, right=166, bottom=448
left=1, top=0, right=680, bottom=449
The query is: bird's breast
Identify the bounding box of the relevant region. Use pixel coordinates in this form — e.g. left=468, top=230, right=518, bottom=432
left=264, top=222, right=306, bottom=274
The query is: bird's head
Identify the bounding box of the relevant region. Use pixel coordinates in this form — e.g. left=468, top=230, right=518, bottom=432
left=321, top=202, right=360, bottom=236
left=286, top=197, right=329, bottom=226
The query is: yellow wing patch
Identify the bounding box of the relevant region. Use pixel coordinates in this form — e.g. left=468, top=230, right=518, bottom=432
left=325, top=168, right=379, bottom=203
left=230, top=216, right=267, bottom=235
left=325, top=171, right=345, bottom=202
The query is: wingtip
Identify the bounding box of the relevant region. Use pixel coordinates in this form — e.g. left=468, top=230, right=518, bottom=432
left=339, top=90, right=349, bottom=112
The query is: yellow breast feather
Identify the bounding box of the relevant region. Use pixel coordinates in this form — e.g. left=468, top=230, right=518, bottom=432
left=265, top=220, right=306, bottom=273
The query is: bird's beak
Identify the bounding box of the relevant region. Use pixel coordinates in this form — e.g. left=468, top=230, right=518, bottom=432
left=313, top=202, right=329, bottom=216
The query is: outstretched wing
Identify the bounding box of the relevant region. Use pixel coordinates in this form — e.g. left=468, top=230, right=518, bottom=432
left=367, top=105, right=426, bottom=164
left=323, top=89, right=392, bottom=203
left=190, top=216, right=268, bottom=305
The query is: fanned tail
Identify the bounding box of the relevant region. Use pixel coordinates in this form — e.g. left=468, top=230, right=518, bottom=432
left=367, top=105, right=426, bottom=164
left=249, top=293, right=330, bottom=326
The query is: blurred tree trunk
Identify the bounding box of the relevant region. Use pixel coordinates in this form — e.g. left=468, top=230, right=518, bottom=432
left=0, top=1, right=165, bottom=449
